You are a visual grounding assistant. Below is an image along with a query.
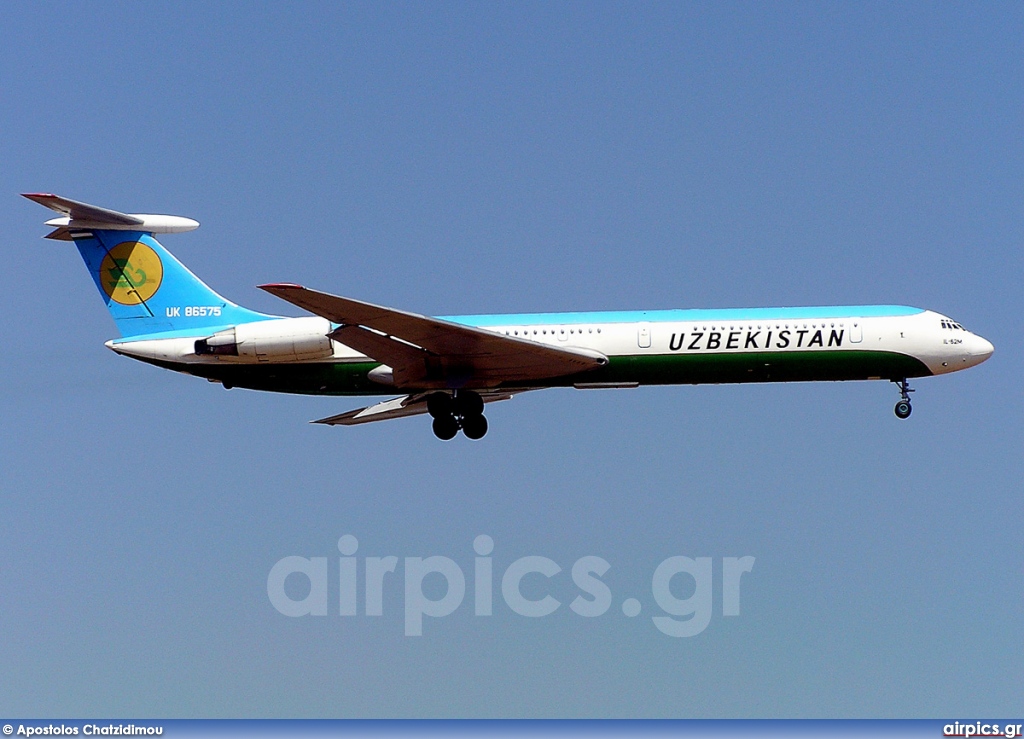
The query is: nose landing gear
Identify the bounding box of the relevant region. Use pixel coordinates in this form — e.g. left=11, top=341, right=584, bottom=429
left=427, top=390, right=488, bottom=440
left=892, top=378, right=914, bottom=419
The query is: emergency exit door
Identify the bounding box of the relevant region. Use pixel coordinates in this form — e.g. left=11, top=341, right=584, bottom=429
left=637, top=322, right=651, bottom=348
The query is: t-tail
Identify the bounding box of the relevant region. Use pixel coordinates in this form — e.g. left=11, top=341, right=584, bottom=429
left=23, top=193, right=270, bottom=338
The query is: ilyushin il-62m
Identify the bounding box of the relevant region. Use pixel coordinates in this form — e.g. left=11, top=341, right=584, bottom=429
left=25, top=193, right=993, bottom=440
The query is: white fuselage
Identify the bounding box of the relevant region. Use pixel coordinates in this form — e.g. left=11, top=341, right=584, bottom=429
left=107, top=306, right=993, bottom=395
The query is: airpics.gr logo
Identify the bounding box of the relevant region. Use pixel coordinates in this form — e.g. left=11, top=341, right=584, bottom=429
left=99, top=241, right=163, bottom=305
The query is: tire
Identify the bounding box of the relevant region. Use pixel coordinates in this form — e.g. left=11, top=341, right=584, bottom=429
left=453, top=390, right=485, bottom=418
left=427, top=392, right=454, bottom=419
left=461, top=414, right=488, bottom=440
left=894, top=401, right=912, bottom=419
left=432, top=415, right=459, bottom=440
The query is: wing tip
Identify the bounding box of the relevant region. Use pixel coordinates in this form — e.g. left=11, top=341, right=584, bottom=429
left=22, top=192, right=59, bottom=206
left=311, top=415, right=344, bottom=425
left=312, top=415, right=355, bottom=426
left=259, top=282, right=305, bottom=291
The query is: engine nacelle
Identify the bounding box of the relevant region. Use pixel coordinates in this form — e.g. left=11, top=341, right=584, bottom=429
left=195, top=317, right=334, bottom=362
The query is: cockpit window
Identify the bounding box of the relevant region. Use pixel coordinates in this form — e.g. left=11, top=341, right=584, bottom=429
left=940, top=319, right=967, bottom=331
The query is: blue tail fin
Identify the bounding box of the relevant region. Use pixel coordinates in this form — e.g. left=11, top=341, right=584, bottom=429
left=73, top=229, right=269, bottom=337
left=25, top=194, right=271, bottom=338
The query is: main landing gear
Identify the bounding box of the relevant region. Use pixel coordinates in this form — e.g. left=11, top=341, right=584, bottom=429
left=892, top=378, right=914, bottom=419
left=428, top=390, right=488, bottom=440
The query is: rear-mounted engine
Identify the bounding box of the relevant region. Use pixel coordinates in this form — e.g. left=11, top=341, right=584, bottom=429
left=195, top=317, right=334, bottom=362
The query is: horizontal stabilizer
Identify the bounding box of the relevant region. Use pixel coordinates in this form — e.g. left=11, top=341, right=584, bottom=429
left=23, top=193, right=199, bottom=240
left=314, top=391, right=517, bottom=426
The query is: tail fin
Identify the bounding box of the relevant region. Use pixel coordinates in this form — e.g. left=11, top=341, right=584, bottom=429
left=24, top=193, right=271, bottom=338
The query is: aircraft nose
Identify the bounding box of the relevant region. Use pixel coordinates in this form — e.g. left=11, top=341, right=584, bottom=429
left=969, top=334, right=994, bottom=361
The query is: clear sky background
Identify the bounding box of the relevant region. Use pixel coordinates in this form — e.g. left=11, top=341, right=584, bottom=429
left=1, top=1, right=1021, bottom=718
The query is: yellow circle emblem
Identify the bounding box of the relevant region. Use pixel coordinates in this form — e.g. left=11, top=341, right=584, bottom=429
left=99, top=241, right=163, bottom=305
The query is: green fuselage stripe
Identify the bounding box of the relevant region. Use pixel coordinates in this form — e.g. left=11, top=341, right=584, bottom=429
left=139, top=349, right=932, bottom=396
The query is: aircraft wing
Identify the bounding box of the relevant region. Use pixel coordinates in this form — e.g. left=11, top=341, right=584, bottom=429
left=313, top=391, right=517, bottom=426
left=259, top=283, right=608, bottom=388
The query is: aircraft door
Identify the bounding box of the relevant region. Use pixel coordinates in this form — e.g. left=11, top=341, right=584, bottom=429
left=637, top=322, right=651, bottom=348
left=850, top=320, right=863, bottom=344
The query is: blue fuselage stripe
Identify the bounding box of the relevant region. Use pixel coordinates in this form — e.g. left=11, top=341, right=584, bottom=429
left=109, top=305, right=925, bottom=345
left=443, top=305, right=924, bottom=328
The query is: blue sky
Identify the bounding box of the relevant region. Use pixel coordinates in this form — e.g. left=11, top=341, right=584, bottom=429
left=1, top=2, right=1021, bottom=718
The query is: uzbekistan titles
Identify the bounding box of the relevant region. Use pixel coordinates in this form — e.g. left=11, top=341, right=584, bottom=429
left=668, top=328, right=845, bottom=352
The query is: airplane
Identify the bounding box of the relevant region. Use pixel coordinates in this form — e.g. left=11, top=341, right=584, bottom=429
left=24, top=193, right=994, bottom=440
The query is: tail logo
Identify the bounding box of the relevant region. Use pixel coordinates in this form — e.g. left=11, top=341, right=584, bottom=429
left=100, top=241, right=163, bottom=305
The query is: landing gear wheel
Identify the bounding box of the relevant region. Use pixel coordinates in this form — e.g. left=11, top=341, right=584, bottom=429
left=461, top=414, right=488, bottom=440
left=432, top=415, right=460, bottom=440
left=894, top=401, right=912, bottom=419
left=891, top=378, right=915, bottom=420
left=453, top=390, right=484, bottom=417
left=427, top=392, right=454, bottom=419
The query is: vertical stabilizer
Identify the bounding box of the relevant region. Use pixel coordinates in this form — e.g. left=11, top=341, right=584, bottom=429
left=24, top=194, right=272, bottom=337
